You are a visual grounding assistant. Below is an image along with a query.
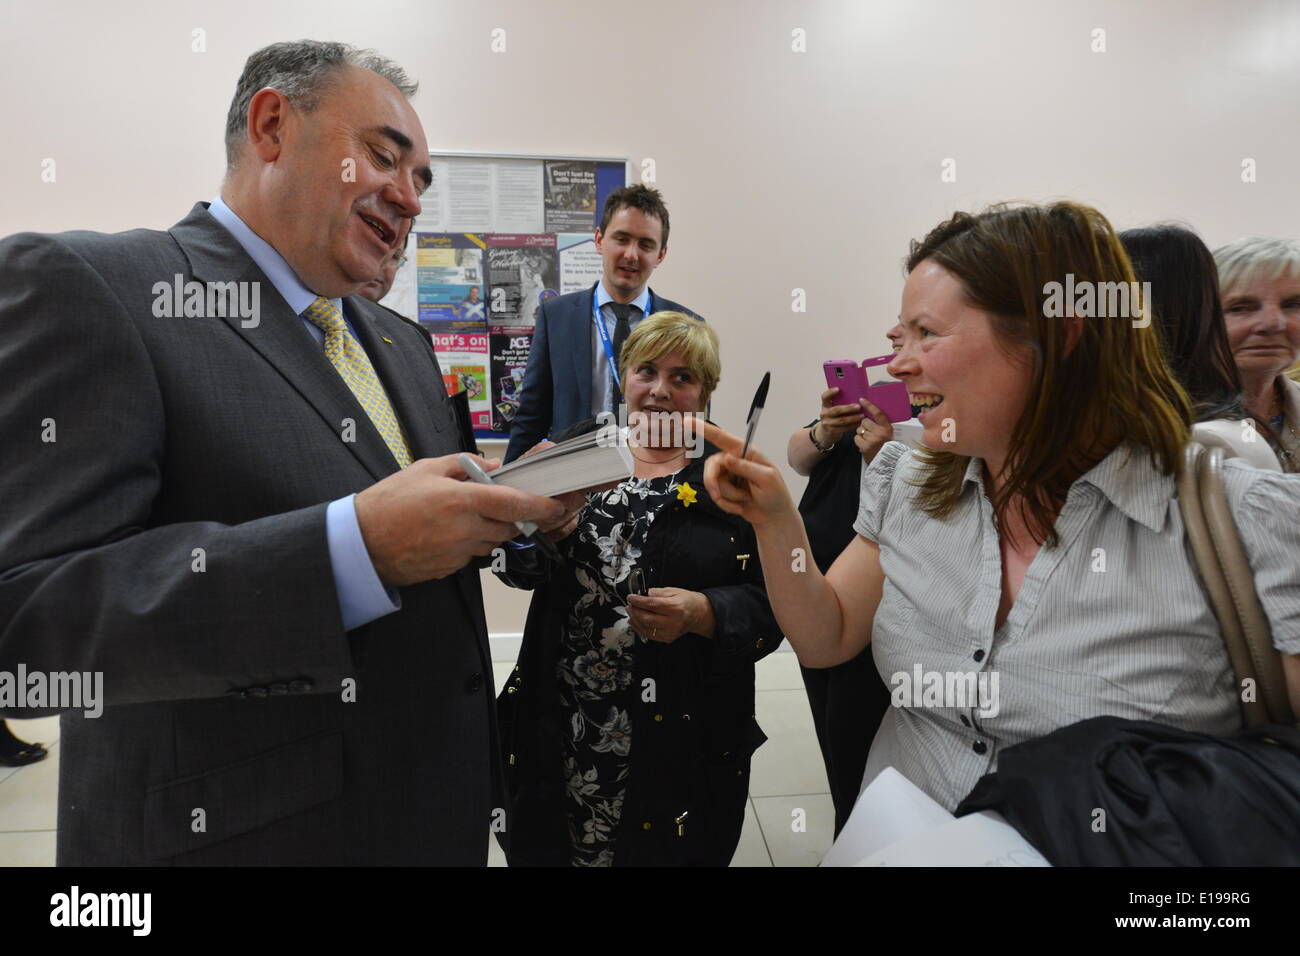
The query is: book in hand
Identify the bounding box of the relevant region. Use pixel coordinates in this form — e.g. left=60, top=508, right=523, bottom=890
left=821, top=767, right=1050, bottom=867
left=488, top=428, right=634, bottom=497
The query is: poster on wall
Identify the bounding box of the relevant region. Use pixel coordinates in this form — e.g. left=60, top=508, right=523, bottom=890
left=414, top=154, right=627, bottom=438
left=415, top=233, right=488, bottom=334
left=379, top=231, right=419, bottom=320
left=415, top=157, right=545, bottom=234
left=429, top=331, right=492, bottom=430
left=488, top=331, right=534, bottom=434
left=557, top=233, right=603, bottom=294
left=486, top=234, right=558, bottom=331
left=544, top=160, right=598, bottom=233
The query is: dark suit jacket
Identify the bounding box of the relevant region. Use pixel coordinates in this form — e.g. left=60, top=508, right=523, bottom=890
left=503, top=283, right=701, bottom=462
left=0, top=203, right=498, bottom=865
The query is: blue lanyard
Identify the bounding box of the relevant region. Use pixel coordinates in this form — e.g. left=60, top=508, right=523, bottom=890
left=592, top=290, right=650, bottom=393
left=593, top=296, right=621, bottom=392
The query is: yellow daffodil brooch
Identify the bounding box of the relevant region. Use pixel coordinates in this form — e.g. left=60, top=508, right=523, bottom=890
left=676, top=482, right=698, bottom=508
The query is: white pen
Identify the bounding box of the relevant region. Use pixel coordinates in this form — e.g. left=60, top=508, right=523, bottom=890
left=459, top=453, right=538, bottom=536
left=459, top=453, right=560, bottom=560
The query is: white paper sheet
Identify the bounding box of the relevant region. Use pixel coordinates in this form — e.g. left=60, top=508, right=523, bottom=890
left=822, top=766, right=1051, bottom=867
left=821, top=767, right=953, bottom=867
left=855, top=811, right=1051, bottom=867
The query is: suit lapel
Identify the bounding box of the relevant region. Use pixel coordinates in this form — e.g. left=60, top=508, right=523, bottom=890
left=169, top=203, right=398, bottom=483
left=573, top=283, right=596, bottom=417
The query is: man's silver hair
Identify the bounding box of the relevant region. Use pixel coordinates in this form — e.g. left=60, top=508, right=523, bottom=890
left=1212, top=235, right=1300, bottom=295
left=224, top=40, right=418, bottom=169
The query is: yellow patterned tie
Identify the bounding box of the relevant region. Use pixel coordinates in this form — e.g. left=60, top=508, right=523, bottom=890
left=302, top=297, right=412, bottom=468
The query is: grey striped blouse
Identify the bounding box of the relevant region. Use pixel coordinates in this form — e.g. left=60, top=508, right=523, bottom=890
left=853, top=441, right=1300, bottom=812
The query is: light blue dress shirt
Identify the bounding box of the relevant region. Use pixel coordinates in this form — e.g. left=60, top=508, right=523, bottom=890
left=591, top=282, right=651, bottom=417
left=207, top=197, right=401, bottom=632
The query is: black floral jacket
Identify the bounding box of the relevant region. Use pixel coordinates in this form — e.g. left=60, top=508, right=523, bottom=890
left=495, top=421, right=783, bottom=866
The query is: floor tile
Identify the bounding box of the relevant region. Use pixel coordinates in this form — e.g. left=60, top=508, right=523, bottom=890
left=0, top=741, right=59, bottom=832
left=487, top=831, right=506, bottom=867
left=753, top=793, right=835, bottom=867
left=755, top=650, right=808, bottom=692
left=729, top=797, right=772, bottom=867
left=491, top=662, right=515, bottom=695
left=750, top=689, right=829, bottom=798
left=5, top=715, right=61, bottom=748
left=0, top=829, right=56, bottom=867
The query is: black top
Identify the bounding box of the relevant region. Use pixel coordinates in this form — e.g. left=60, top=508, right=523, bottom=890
left=494, top=418, right=782, bottom=866
left=797, top=422, right=867, bottom=573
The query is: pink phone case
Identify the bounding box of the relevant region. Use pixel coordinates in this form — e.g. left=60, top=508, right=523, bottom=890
left=823, top=356, right=912, bottom=423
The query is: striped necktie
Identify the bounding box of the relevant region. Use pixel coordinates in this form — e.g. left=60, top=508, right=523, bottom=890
left=302, top=297, right=412, bottom=468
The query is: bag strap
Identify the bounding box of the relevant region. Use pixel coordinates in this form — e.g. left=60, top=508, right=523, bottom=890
left=1197, top=444, right=1295, bottom=725
left=1177, top=442, right=1294, bottom=726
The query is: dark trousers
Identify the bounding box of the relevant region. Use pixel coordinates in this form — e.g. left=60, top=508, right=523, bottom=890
left=801, top=648, right=892, bottom=836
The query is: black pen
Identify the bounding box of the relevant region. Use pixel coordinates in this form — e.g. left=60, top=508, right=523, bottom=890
left=733, top=371, right=771, bottom=487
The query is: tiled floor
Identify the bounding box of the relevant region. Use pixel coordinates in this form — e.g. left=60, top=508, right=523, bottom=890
left=0, top=650, right=831, bottom=867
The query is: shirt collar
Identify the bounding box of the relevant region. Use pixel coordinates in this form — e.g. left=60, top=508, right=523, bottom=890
left=207, top=197, right=342, bottom=318
left=960, top=442, right=1172, bottom=533
left=595, top=281, right=650, bottom=316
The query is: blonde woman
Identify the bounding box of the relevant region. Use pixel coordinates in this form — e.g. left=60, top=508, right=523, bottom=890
left=496, top=312, right=781, bottom=866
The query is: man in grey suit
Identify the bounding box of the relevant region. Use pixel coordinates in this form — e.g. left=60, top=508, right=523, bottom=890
left=0, top=40, right=573, bottom=864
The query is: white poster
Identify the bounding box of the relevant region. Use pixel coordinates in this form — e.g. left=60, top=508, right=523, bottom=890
left=558, top=233, right=603, bottom=295
left=379, top=230, right=419, bottom=320
left=491, top=158, right=545, bottom=234
left=444, top=157, right=494, bottom=232
left=416, top=157, right=545, bottom=234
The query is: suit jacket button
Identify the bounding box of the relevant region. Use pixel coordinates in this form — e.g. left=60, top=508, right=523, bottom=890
left=247, top=686, right=269, bottom=699
left=465, top=673, right=484, bottom=694
left=755, top=638, right=765, bottom=650
left=289, top=679, right=313, bottom=694
left=268, top=682, right=289, bottom=696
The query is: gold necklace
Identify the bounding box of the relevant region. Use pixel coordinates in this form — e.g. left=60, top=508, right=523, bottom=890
left=628, top=444, right=687, bottom=465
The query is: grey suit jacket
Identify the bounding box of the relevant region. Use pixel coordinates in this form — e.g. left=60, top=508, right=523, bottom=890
left=0, top=203, right=498, bottom=865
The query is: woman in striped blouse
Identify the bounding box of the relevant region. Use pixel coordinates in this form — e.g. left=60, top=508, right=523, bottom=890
left=699, top=201, right=1300, bottom=811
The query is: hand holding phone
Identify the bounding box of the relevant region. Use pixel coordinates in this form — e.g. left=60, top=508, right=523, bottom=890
left=815, top=386, right=867, bottom=444
left=822, top=356, right=911, bottom=424
left=628, top=568, right=648, bottom=597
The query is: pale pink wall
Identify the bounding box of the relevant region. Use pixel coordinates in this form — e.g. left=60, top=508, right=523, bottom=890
left=4, top=0, right=1298, bottom=636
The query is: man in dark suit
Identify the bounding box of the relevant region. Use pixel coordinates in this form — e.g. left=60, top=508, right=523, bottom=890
left=0, top=40, right=574, bottom=865
left=504, top=185, right=703, bottom=462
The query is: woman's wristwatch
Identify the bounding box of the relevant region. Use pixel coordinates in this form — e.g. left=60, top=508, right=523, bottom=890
left=809, top=423, right=835, bottom=453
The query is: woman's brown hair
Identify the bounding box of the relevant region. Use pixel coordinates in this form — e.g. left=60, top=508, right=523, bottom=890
left=905, top=201, right=1193, bottom=547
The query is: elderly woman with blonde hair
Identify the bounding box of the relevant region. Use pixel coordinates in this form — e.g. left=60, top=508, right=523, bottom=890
left=1213, top=236, right=1300, bottom=472
left=495, top=311, right=782, bottom=867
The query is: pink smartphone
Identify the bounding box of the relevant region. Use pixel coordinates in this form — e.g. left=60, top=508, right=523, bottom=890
left=822, top=356, right=911, bottom=423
